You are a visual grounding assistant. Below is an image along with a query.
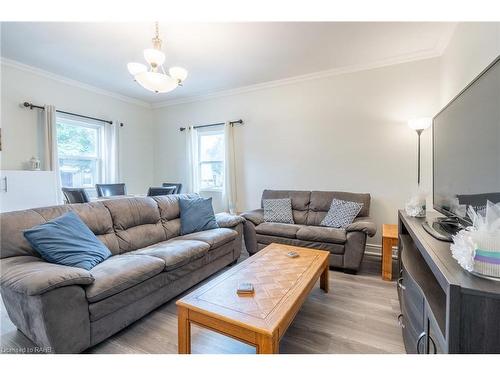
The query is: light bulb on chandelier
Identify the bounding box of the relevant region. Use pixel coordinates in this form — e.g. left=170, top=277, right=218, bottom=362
left=127, top=22, right=188, bottom=93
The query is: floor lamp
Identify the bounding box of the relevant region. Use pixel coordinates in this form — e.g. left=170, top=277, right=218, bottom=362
left=408, top=118, right=432, bottom=185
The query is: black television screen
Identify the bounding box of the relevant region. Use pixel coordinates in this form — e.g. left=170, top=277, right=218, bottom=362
left=433, top=56, right=500, bottom=224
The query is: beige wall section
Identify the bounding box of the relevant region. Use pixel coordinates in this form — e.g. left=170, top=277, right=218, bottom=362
left=153, top=58, right=442, bottom=245
left=0, top=63, right=155, bottom=195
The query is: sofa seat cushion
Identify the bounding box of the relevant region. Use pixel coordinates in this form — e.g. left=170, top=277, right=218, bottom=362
left=256, top=234, right=345, bottom=254
left=128, top=239, right=209, bottom=271
left=255, top=222, right=303, bottom=239
left=179, top=228, right=237, bottom=249
left=296, top=226, right=346, bottom=244
left=86, top=254, right=165, bottom=303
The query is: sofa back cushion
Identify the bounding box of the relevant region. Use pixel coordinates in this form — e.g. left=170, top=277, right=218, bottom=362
left=34, top=203, right=121, bottom=254
left=1, top=210, right=46, bottom=258
left=152, top=193, right=198, bottom=239
left=307, top=191, right=371, bottom=226
left=102, top=197, right=166, bottom=253
left=23, top=211, right=112, bottom=270
left=0, top=202, right=121, bottom=258
left=261, top=190, right=311, bottom=225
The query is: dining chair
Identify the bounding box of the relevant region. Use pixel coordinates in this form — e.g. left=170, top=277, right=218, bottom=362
left=147, top=186, right=176, bottom=196
left=95, top=183, right=127, bottom=197
left=62, top=187, right=90, bottom=204
left=162, top=183, right=182, bottom=194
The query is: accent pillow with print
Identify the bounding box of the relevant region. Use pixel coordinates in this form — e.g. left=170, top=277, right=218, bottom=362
left=321, top=198, right=363, bottom=228
left=263, top=198, right=295, bottom=224
left=179, top=196, right=219, bottom=235
left=23, top=211, right=112, bottom=270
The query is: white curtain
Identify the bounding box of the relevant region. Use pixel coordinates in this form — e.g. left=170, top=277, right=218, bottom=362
left=222, top=121, right=237, bottom=214
left=103, top=121, right=120, bottom=183
left=42, top=105, right=63, bottom=204
left=185, top=126, right=199, bottom=193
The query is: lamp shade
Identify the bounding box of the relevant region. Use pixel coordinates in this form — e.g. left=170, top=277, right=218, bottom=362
left=127, top=62, right=147, bottom=75
left=134, top=71, right=178, bottom=93
left=169, top=66, right=188, bottom=83
left=143, top=48, right=166, bottom=67
left=408, top=118, right=432, bottom=131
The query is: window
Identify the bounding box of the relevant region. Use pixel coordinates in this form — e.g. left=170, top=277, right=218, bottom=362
left=197, top=127, right=224, bottom=191
left=56, top=116, right=104, bottom=189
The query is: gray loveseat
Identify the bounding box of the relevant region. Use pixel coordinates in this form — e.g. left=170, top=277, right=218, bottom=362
left=0, top=194, right=244, bottom=353
left=241, top=190, right=376, bottom=272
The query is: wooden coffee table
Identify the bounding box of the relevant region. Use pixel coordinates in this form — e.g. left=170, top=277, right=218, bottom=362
left=176, top=243, right=329, bottom=354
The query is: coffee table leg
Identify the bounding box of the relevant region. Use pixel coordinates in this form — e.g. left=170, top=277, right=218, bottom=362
left=320, top=263, right=329, bottom=293
left=256, top=333, right=279, bottom=354
left=178, top=306, right=191, bottom=354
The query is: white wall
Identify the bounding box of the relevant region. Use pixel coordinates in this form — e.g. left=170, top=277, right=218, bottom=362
left=0, top=63, right=155, bottom=194
left=440, top=23, right=500, bottom=106
left=153, top=58, right=442, bottom=245
left=418, top=23, right=500, bottom=212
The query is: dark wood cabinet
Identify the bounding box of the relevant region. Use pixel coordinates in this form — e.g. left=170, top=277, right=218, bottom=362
left=398, top=211, right=500, bottom=354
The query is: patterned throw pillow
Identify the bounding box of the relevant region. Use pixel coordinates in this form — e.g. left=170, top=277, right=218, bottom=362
left=263, top=198, right=294, bottom=224
left=320, top=198, right=363, bottom=228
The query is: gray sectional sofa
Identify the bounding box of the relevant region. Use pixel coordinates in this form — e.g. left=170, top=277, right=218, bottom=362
left=241, top=190, right=376, bottom=272
left=0, top=194, right=244, bottom=353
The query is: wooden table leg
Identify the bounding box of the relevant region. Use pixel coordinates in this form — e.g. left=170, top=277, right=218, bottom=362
left=382, top=237, right=394, bottom=281
left=256, top=333, right=279, bottom=354
left=320, top=262, right=329, bottom=293
left=177, top=306, right=191, bottom=354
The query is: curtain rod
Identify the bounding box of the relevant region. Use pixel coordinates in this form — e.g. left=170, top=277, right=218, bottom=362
left=22, top=102, right=121, bottom=126
left=179, top=119, right=243, bottom=131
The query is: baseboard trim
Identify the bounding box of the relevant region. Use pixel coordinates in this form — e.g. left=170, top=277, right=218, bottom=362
left=365, top=243, right=398, bottom=259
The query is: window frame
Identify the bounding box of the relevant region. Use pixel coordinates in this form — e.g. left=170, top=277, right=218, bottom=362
left=196, top=126, right=225, bottom=192
left=56, top=115, right=105, bottom=190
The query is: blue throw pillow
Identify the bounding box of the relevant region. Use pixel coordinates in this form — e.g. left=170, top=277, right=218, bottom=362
left=179, top=197, right=219, bottom=235
left=23, top=211, right=112, bottom=270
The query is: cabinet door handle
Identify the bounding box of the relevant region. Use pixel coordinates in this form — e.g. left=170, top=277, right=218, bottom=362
left=428, top=335, right=437, bottom=354
left=397, top=314, right=405, bottom=328
left=2, top=176, right=7, bottom=192
left=416, top=332, right=426, bottom=354
left=397, top=277, right=406, bottom=290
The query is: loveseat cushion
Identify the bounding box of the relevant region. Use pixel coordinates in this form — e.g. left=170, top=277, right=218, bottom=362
left=127, top=239, right=209, bottom=271
left=85, top=254, right=165, bottom=303
left=179, top=228, right=237, bottom=249
left=255, top=222, right=303, bottom=239
left=296, top=226, right=346, bottom=244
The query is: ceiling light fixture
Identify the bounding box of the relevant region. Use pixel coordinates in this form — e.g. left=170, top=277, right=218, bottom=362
left=127, top=22, right=188, bottom=94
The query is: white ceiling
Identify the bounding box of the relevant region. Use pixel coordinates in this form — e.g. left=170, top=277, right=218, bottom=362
left=0, top=22, right=456, bottom=105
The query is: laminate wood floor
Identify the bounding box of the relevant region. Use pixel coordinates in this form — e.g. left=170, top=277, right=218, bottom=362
left=0, top=252, right=404, bottom=354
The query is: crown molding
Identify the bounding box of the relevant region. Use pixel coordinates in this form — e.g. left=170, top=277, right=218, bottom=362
left=151, top=47, right=444, bottom=109
left=0, top=58, right=151, bottom=109
left=434, top=22, right=459, bottom=55
left=2, top=24, right=458, bottom=111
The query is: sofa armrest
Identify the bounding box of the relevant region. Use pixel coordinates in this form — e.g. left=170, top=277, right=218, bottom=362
left=345, top=217, right=377, bottom=237
left=215, top=212, right=246, bottom=228
left=0, top=256, right=94, bottom=296
left=240, top=209, right=265, bottom=226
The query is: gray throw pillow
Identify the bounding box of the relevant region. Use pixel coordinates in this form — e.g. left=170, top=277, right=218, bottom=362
left=320, top=198, right=363, bottom=228
left=263, top=198, right=294, bottom=224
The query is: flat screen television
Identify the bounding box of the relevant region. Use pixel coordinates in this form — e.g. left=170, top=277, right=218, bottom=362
left=432, top=55, right=500, bottom=236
